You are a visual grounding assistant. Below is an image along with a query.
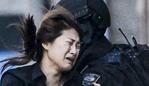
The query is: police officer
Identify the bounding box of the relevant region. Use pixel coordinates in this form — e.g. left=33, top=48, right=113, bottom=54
left=56, top=0, right=149, bottom=86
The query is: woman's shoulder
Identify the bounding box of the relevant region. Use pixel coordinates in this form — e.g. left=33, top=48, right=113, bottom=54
left=5, top=64, right=33, bottom=74
left=1, top=64, right=35, bottom=85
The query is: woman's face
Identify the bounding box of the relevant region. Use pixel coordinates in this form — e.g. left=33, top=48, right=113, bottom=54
left=43, top=28, right=81, bottom=72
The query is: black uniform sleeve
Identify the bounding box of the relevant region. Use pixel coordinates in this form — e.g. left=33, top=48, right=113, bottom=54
left=1, top=72, right=23, bottom=86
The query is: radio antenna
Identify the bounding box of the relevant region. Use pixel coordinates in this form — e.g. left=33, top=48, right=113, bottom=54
left=118, top=28, right=132, bottom=47
left=132, top=36, right=138, bottom=46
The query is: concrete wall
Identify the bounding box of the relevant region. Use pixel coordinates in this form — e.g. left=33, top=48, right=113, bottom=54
left=107, top=0, right=148, bottom=45
left=147, top=0, right=149, bottom=44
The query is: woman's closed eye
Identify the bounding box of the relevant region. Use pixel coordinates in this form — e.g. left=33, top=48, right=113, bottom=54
left=66, top=41, right=73, bottom=46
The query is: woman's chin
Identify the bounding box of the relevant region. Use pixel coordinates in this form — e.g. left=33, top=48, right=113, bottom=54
left=61, top=64, right=73, bottom=72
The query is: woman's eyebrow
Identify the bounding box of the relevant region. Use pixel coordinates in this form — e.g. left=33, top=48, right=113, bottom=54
left=67, top=37, right=75, bottom=42
left=67, top=37, right=81, bottom=44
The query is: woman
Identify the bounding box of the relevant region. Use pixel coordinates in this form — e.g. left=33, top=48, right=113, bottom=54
left=0, top=6, right=100, bottom=86
left=0, top=6, right=80, bottom=85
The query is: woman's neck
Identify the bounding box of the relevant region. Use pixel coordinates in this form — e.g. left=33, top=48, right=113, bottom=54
left=40, top=52, right=65, bottom=86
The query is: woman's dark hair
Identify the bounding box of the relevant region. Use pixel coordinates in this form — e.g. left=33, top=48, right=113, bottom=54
left=1, top=7, right=83, bottom=72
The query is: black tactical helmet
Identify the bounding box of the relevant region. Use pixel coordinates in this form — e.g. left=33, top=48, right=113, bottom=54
left=56, top=0, right=111, bottom=43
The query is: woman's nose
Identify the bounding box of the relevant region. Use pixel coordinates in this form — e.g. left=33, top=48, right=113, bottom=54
left=70, top=45, right=77, bottom=55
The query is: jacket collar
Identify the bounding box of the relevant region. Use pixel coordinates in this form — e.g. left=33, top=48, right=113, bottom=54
left=32, top=63, right=46, bottom=81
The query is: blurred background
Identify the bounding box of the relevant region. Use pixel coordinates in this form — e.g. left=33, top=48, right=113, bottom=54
left=0, top=0, right=50, bottom=78
left=0, top=0, right=149, bottom=78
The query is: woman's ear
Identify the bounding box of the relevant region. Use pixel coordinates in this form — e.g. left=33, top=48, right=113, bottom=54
left=42, top=42, right=50, bottom=50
